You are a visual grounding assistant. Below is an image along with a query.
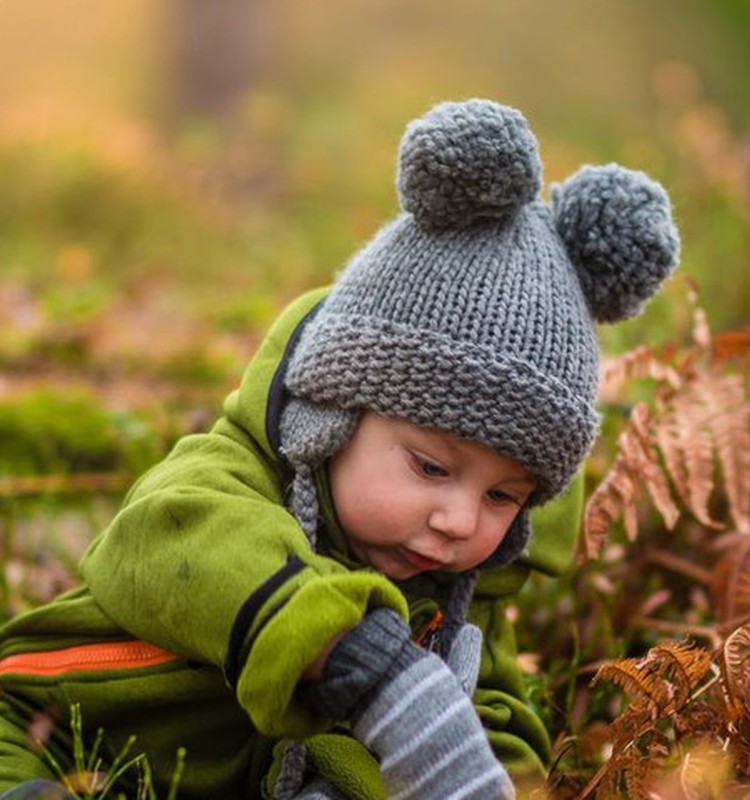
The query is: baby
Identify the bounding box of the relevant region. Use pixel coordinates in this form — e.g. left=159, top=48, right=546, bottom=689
left=0, top=99, right=679, bottom=799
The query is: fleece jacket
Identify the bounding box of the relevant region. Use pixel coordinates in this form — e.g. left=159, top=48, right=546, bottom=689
left=0, top=288, right=582, bottom=798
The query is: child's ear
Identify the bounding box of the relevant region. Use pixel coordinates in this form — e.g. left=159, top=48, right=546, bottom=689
left=551, top=164, right=680, bottom=324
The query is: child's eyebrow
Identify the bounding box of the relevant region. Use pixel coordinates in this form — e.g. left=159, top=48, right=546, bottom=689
left=408, top=429, right=456, bottom=457
left=496, top=475, right=535, bottom=490
left=413, top=430, right=535, bottom=486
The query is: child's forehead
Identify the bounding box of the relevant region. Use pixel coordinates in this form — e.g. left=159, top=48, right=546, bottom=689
left=374, top=412, right=475, bottom=447
left=395, top=417, right=469, bottom=449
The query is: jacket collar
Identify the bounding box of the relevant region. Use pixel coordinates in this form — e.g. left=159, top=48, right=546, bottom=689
left=265, top=299, right=325, bottom=474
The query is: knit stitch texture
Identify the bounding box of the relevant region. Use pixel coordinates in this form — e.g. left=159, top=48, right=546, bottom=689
left=353, top=653, right=515, bottom=800
left=284, top=98, right=680, bottom=504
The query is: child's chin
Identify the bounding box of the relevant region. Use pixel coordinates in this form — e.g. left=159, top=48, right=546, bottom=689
left=379, top=558, right=424, bottom=581
left=388, top=567, right=422, bottom=581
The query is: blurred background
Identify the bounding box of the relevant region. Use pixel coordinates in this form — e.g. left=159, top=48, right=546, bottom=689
left=0, top=0, right=749, bottom=612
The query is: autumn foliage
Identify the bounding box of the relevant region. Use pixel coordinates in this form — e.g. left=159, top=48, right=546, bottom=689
left=586, top=282, right=750, bottom=557
left=540, top=283, right=750, bottom=799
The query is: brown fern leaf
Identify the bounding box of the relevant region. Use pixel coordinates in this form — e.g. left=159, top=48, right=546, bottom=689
left=712, top=330, right=750, bottom=365
left=675, top=701, right=725, bottom=741
left=655, top=387, right=722, bottom=530
left=600, top=346, right=682, bottom=403
left=579, top=707, right=658, bottom=800
left=592, top=657, right=670, bottom=711
left=721, top=623, right=750, bottom=718
left=692, top=373, right=750, bottom=535
left=611, top=723, right=669, bottom=799
left=622, top=750, right=660, bottom=800
left=583, top=404, right=679, bottom=558
left=595, top=744, right=649, bottom=800
left=583, top=478, right=636, bottom=559
left=583, top=450, right=638, bottom=559
left=710, top=538, right=750, bottom=627
left=647, top=640, right=713, bottom=707
left=628, top=403, right=681, bottom=532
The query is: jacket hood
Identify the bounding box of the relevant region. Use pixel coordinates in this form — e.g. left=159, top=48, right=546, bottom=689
left=221, top=288, right=329, bottom=467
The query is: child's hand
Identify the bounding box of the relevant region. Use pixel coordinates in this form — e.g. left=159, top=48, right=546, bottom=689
left=352, top=642, right=515, bottom=799
left=302, top=609, right=514, bottom=799
left=301, top=631, right=350, bottom=682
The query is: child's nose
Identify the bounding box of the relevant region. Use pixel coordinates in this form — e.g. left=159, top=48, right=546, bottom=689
left=428, top=494, right=480, bottom=541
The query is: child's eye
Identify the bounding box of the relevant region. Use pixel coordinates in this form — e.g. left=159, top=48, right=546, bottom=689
left=415, top=456, right=447, bottom=478
left=487, top=488, right=518, bottom=505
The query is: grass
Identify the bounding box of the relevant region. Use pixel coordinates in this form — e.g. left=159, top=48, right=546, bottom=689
left=37, top=705, right=185, bottom=800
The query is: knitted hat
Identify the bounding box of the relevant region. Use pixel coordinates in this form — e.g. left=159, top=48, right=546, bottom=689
left=282, top=99, right=679, bottom=508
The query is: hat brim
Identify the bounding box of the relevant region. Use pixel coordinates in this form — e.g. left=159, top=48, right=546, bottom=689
left=286, top=313, right=598, bottom=503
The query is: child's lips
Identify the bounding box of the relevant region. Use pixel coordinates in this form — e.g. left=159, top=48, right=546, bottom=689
left=400, top=547, right=445, bottom=572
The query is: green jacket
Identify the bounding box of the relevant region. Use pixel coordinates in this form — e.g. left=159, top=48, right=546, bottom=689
left=0, top=288, right=581, bottom=799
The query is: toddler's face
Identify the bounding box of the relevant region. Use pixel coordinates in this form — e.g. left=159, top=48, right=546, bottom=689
left=328, top=412, right=534, bottom=580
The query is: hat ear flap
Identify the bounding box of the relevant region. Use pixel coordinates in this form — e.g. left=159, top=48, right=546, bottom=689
left=551, top=164, right=680, bottom=323
left=279, top=398, right=360, bottom=469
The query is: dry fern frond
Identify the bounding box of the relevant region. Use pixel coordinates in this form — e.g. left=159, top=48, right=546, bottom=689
left=648, top=640, right=713, bottom=705
left=674, top=700, right=725, bottom=740
left=692, top=373, right=750, bottom=535
left=579, top=702, right=671, bottom=800
left=602, top=721, right=668, bottom=800
left=593, top=640, right=712, bottom=716
left=584, top=404, right=679, bottom=558
left=630, top=404, right=682, bottom=534
left=622, top=749, right=661, bottom=800
left=588, top=639, right=723, bottom=799
left=721, top=623, right=750, bottom=718
left=655, top=386, right=722, bottom=530
left=710, top=538, right=750, bottom=627
left=592, top=656, right=670, bottom=712
left=600, top=345, right=682, bottom=403
left=592, top=367, right=750, bottom=549
left=586, top=290, right=750, bottom=556
left=582, top=453, right=637, bottom=560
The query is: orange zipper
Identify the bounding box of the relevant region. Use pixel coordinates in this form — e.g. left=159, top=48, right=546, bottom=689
left=0, top=641, right=179, bottom=677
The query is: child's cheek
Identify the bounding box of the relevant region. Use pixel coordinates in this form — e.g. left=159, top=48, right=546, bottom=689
left=470, top=524, right=510, bottom=563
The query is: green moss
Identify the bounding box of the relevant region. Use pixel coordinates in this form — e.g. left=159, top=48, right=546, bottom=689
left=0, top=390, right=164, bottom=477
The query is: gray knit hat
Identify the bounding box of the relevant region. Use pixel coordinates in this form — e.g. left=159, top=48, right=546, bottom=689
left=281, top=98, right=680, bottom=507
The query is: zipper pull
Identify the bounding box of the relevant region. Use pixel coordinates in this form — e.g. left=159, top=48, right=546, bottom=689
left=415, top=609, right=444, bottom=651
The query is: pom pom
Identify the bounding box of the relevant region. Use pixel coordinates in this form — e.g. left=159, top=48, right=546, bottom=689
left=552, top=164, right=680, bottom=323
left=397, top=99, right=542, bottom=230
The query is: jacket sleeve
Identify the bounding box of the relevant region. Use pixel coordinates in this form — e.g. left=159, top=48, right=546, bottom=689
left=80, top=422, right=408, bottom=740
